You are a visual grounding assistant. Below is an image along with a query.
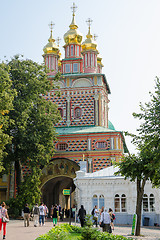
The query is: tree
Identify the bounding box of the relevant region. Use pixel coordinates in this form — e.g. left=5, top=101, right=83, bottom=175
left=4, top=56, right=61, bottom=194
left=0, top=63, right=16, bottom=170
left=115, top=78, right=160, bottom=236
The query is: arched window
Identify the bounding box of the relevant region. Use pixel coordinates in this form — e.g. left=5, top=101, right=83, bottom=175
left=85, top=54, right=88, bottom=67
left=74, top=107, right=81, bottom=119
left=58, top=108, right=63, bottom=118
left=114, top=194, right=120, bottom=212
left=92, top=194, right=98, bottom=208
left=143, top=194, right=148, bottom=212
left=149, top=194, right=155, bottom=212
left=121, top=194, right=126, bottom=212
left=99, top=195, right=104, bottom=209
left=67, top=46, right=69, bottom=57
left=77, top=45, right=79, bottom=56
left=56, top=143, right=68, bottom=151
left=71, top=45, right=74, bottom=56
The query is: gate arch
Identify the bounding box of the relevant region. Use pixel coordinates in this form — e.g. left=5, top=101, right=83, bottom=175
left=40, top=158, right=80, bottom=211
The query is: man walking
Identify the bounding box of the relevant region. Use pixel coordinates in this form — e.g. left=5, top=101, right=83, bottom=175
left=39, top=203, right=45, bottom=226
left=93, top=205, right=99, bottom=227
left=78, top=205, right=86, bottom=227
left=24, top=203, right=30, bottom=227
left=33, top=203, right=39, bottom=227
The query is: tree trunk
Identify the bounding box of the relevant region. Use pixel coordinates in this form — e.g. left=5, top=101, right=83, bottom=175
left=135, top=179, right=145, bottom=236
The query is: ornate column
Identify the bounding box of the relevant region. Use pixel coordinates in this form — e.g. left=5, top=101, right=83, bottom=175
left=66, top=91, right=71, bottom=126
left=94, top=91, right=99, bottom=126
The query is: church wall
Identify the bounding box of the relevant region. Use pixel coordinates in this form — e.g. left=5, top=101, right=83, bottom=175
left=54, top=132, right=123, bottom=172
left=43, top=75, right=109, bottom=128
left=74, top=174, right=160, bottom=226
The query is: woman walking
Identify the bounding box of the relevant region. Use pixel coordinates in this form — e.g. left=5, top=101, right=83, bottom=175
left=0, top=202, right=9, bottom=239
left=51, top=205, right=58, bottom=226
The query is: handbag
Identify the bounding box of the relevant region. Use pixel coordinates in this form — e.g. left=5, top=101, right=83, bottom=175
left=2, top=216, right=9, bottom=223
left=100, top=221, right=104, bottom=227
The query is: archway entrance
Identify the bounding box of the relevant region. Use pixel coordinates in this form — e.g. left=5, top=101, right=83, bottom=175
left=40, top=158, right=80, bottom=213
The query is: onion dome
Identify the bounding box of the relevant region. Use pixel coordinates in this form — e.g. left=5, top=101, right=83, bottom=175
left=43, top=22, right=60, bottom=74
left=43, top=28, right=59, bottom=55
left=63, top=3, right=83, bottom=46
left=81, top=19, right=98, bottom=53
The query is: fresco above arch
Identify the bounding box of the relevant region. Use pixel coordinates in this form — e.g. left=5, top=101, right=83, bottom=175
left=72, top=78, right=93, bottom=88
left=40, top=158, right=80, bottom=189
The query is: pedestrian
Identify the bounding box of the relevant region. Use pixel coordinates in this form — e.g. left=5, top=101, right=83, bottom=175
left=44, top=204, right=48, bottom=224
left=109, top=208, right=115, bottom=230
left=39, top=202, right=45, bottom=226
left=78, top=205, right=86, bottom=227
left=0, top=202, right=9, bottom=239
left=51, top=205, right=58, bottom=226
left=100, top=208, right=111, bottom=233
left=24, top=203, right=30, bottom=227
left=100, top=206, right=104, bottom=215
left=61, top=208, right=64, bottom=221
left=33, top=203, right=39, bottom=227
left=93, top=205, right=99, bottom=227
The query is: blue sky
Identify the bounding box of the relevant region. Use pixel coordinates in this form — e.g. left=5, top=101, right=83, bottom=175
left=1, top=0, right=160, bottom=153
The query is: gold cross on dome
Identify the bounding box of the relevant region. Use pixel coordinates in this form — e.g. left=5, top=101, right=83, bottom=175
left=48, top=21, right=55, bottom=33
left=71, top=2, right=77, bottom=16
left=86, top=18, right=93, bottom=28
left=56, top=37, right=61, bottom=47
left=93, top=34, right=98, bottom=41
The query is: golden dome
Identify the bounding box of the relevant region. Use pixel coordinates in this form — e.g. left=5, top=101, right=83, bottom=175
left=63, top=12, right=83, bottom=46
left=81, top=19, right=98, bottom=52
left=97, top=54, right=104, bottom=67
left=43, top=30, right=59, bottom=55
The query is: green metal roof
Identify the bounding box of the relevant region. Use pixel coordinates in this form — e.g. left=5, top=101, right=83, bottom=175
left=55, top=125, right=129, bottom=153
left=108, top=120, right=115, bottom=130
left=55, top=125, right=116, bottom=135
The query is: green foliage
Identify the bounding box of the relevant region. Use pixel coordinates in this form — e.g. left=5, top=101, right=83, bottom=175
left=115, top=77, right=160, bottom=236
left=85, top=214, right=93, bottom=228
left=81, top=226, right=98, bottom=240
left=5, top=167, right=42, bottom=216
left=17, top=167, right=42, bottom=208
left=35, top=224, right=130, bottom=240
left=2, top=55, right=61, bottom=195
left=0, top=62, right=16, bottom=167
left=5, top=197, right=21, bottom=218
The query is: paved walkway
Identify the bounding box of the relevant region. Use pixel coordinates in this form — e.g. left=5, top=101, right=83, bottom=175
left=1, top=220, right=160, bottom=240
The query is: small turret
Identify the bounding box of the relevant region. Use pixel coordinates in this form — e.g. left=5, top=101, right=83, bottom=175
left=43, top=22, right=60, bottom=75
left=62, top=3, right=83, bottom=74
left=81, top=19, right=99, bottom=73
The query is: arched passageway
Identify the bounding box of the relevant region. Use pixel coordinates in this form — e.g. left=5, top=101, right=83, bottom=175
left=40, top=158, right=80, bottom=213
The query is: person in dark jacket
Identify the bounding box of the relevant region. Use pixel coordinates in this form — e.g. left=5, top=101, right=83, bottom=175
left=51, top=205, right=58, bottom=226
left=78, top=205, right=86, bottom=227
left=24, top=203, right=30, bottom=227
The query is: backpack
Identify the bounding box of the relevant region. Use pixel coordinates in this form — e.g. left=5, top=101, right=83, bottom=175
left=112, top=213, right=116, bottom=220
left=34, top=206, right=39, bottom=215
left=91, top=208, right=94, bottom=216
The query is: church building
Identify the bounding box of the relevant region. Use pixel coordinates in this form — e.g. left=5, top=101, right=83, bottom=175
left=40, top=3, right=128, bottom=211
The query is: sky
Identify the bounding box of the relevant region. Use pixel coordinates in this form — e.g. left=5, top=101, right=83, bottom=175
left=1, top=0, right=160, bottom=153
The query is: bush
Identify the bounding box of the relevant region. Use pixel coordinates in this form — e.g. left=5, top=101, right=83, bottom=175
left=5, top=198, right=21, bottom=218
left=85, top=214, right=93, bottom=228
left=35, top=224, right=131, bottom=240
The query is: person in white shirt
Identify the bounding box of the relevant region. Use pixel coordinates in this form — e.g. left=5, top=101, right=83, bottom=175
left=39, top=203, right=45, bottom=226
left=93, top=205, right=99, bottom=227
left=100, top=208, right=111, bottom=233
